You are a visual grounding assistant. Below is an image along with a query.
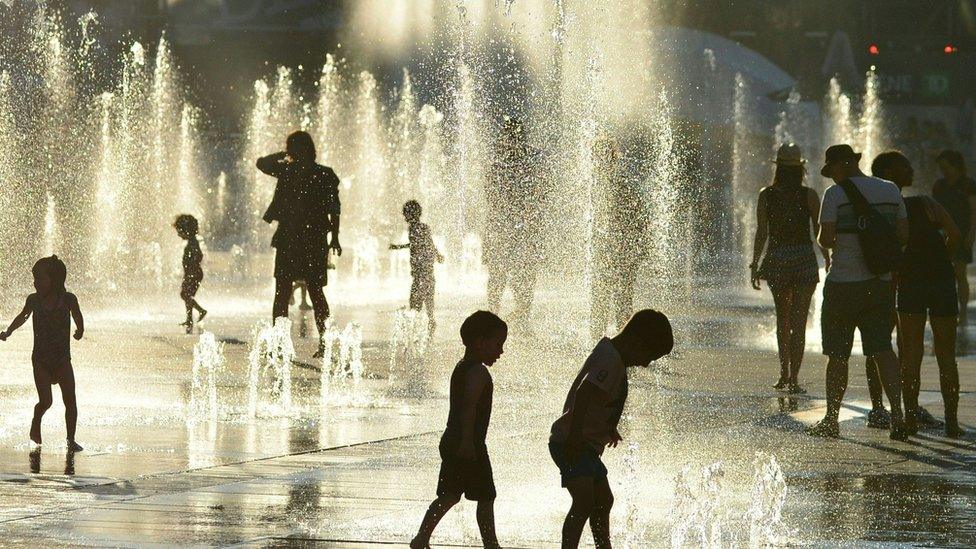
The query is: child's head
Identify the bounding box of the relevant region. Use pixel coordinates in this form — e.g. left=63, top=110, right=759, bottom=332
left=460, top=310, right=508, bottom=366
left=32, top=255, right=66, bottom=295
left=402, top=200, right=422, bottom=223
left=173, top=214, right=199, bottom=239
left=618, top=309, right=673, bottom=366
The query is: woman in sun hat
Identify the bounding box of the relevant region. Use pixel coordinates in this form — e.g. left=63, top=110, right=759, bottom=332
left=750, top=143, right=829, bottom=394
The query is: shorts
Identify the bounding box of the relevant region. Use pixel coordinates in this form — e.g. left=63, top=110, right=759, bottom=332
left=821, top=279, right=895, bottom=359
left=409, top=273, right=435, bottom=310
left=897, top=276, right=959, bottom=317
left=548, top=441, right=608, bottom=487
left=436, top=444, right=496, bottom=501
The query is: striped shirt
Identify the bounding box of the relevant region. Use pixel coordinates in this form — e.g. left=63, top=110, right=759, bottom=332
left=820, top=176, right=907, bottom=282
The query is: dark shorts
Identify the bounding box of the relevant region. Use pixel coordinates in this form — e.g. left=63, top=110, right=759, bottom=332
left=274, top=246, right=327, bottom=287
left=821, top=279, right=895, bottom=359
left=409, top=273, right=435, bottom=310
left=897, top=276, right=959, bottom=317
left=436, top=445, right=496, bottom=501
left=548, top=441, right=608, bottom=487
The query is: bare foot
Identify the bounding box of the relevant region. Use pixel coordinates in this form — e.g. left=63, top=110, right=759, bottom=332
left=198, top=310, right=207, bottom=322
left=409, top=538, right=430, bottom=549
left=67, top=440, right=83, bottom=452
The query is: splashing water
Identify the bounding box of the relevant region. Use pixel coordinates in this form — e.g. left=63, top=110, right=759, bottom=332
left=622, top=441, right=646, bottom=547
left=671, top=461, right=726, bottom=548
left=248, top=318, right=295, bottom=417
left=320, top=321, right=366, bottom=406
left=748, top=453, right=788, bottom=547
left=388, top=308, right=432, bottom=398
left=189, top=331, right=224, bottom=420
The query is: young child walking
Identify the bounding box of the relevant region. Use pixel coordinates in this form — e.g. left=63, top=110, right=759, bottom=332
left=411, top=310, right=507, bottom=549
left=0, top=255, right=85, bottom=451
left=174, top=214, right=207, bottom=334
left=390, top=200, right=444, bottom=333
left=549, top=309, right=674, bottom=548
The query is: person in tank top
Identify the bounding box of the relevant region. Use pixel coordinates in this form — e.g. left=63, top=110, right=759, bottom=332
left=751, top=144, right=829, bottom=394
left=873, top=151, right=964, bottom=438
left=411, top=311, right=507, bottom=549
left=932, top=149, right=976, bottom=322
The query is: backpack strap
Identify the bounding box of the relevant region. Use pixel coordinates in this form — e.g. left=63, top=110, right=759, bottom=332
left=838, top=178, right=872, bottom=218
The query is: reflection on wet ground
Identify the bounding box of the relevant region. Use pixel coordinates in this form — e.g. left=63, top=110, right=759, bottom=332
left=0, top=292, right=973, bottom=545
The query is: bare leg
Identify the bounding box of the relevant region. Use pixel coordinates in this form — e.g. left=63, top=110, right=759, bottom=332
left=512, top=267, right=538, bottom=329
left=871, top=349, right=905, bottom=428
left=824, top=356, right=850, bottom=422
left=930, top=315, right=962, bottom=433
left=30, top=366, right=53, bottom=445
left=307, top=283, right=330, bottom=336
left=273, top=278, right=291, bottom=321
left=486, top=264, right=506, bottom=313
left=788, top=284, right=817, bottom=384
left=412, top=493, right=461, bottom=547
left=865, top=358, right=886, bottom=410
left=424, top=287, right=436, bottom=335
left=769, top=286, right=794, bottom=386
left=59, top=365, right=80, bottom=449
left=589, top=476, right=614, bottom=549
left=954, top=261, right=969, bottom=322
left=563, top=477, right=595, bottom=549
left=897, top=312, right=925, bottom=431
left=476, top=499, right=500, bottom=548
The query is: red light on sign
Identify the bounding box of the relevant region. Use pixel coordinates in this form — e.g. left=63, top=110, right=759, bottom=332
left=868, top=44, right=880, bottom=55
left=945, top=44, right=958, bottom=54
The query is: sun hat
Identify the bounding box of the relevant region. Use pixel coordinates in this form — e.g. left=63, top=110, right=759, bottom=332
left=772, top=143, right=805, bottom=166
left=820, top=144, right=862, bottom=177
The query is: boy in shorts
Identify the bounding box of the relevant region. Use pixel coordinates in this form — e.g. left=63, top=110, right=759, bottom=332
left=410, top=311, right=507, bottom=549
left=549, top=309, right=674, bottom=548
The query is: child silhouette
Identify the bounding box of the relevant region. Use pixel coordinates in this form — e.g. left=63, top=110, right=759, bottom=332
left=0, top=256, right=84, bottom=451
left=390, top=200, right=444, bottom=333
left=174, top=214, right=207, bottom=333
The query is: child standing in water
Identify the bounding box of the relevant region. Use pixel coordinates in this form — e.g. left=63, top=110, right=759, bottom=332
left=390, top=200, right=443, bottom=333
left=174, top=214, right=207, bottom=334
left=0, top=256, right=84, bottom=451
left=411, top=311, right=506, bottom=549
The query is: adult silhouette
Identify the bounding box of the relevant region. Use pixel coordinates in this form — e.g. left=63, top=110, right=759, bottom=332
left=257, top=131, right=341, bottom=356
left=483, top=118, right=547, bottom=333
left=750, top=144, right=827, bottom=394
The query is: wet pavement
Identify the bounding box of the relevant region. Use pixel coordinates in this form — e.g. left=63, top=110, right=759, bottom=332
left=0, top=280, right=974, bottom=546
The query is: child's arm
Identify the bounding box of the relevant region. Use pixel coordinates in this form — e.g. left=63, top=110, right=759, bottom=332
left=457, top=368, right=489, bottom=460
left=0, top=299, right=32, bottom=341
left=69, top=294, right=84, bottom=340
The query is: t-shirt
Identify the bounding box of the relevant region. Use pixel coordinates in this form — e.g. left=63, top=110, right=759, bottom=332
left=408, top=221, right=437, bottom=277
left=819, top=176, right=907, bottom=282
left=550, top=338, right=628, bottom=454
